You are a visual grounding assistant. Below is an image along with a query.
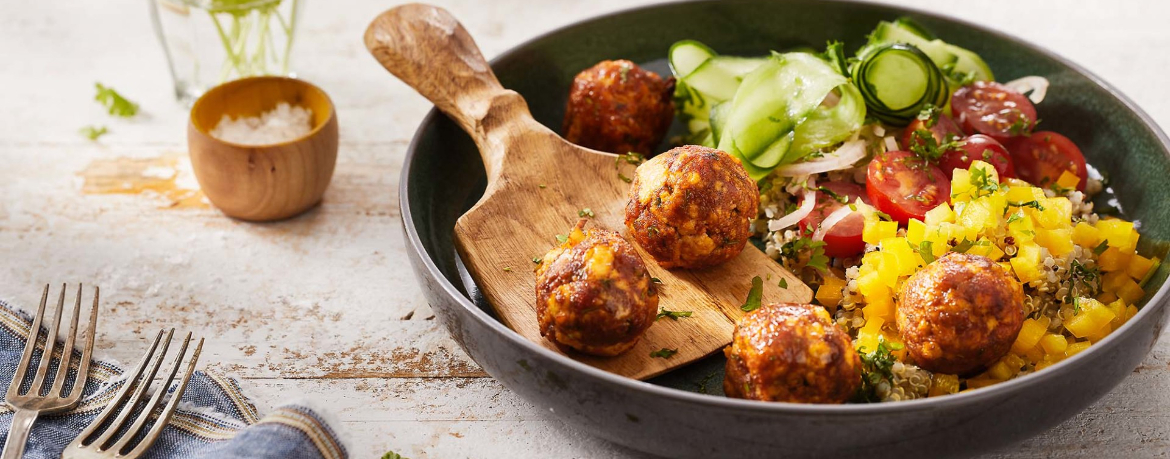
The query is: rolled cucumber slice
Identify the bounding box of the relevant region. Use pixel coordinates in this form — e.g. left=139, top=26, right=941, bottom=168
left=668, top=40, right=716, bottom=78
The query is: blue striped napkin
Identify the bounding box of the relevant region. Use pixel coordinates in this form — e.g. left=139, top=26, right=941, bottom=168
left=0, top=300, right=349, bottom=459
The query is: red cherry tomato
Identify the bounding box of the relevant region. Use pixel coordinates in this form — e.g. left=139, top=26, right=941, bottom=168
left=952, top=81, right=1038, bottom=142
left=903, top=113, right=964, bottom=149
left=798, top=181, right=870, bottom=258
left=938, top=134, right=1016, bottom=178
left=866, top=151, right=952, bottom=225
left=1005, top=131, right=1088, bottom=191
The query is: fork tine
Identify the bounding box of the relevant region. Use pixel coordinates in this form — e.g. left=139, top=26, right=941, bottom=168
left=50, top=284, right=83, bottom=396
left=124, top=336, right=203, bottom=459
left=108, top=332, right=193, bottom=455
left=65, top=286, right=100, bottom=404
left=7, top=284, right=49, bottom=399
left=90, top=329, right=174, bottom=451
left=75, top=329, right=165, bottom=447
left=29, top=284, right=66, bottom=395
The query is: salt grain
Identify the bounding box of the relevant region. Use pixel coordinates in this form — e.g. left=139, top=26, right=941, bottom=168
left=210, top=102, right=313, bottom=145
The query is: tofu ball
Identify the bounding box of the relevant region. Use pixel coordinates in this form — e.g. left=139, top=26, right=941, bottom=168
left=562, top=60, right=674, bottom=155
left=535, top=220, right=658, bottom=357
left=625, top=145, right=758, bottom=269
left=724, top=303, right=862, bottom=403
left=897, top=252, right=1025, bottom=375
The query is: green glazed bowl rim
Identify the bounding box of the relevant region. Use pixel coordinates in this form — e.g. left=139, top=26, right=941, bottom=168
left=401, top=0, right=1170, bottom=414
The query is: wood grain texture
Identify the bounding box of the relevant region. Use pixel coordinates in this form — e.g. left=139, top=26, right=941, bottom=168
left=0, top=0, right=1168, bottom=457
left=363, top=3, right=810, bottom=380
left=188, top=77, right=339, bottom=222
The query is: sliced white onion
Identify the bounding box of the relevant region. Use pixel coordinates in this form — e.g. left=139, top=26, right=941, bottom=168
left=768, top=178, right=817, bottom=232
left=811, top=204, right=855, bottom=242
left=872, top=125, right=886, bottom=137
left=883, top=136, right=898, bottom=152
left=774, top=141, right=868, bottom=177
left=1005, top=76, right=1049, bottom=104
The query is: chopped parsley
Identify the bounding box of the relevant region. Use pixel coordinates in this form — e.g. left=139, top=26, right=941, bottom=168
left=650, top=348, right=678, bottom=359
left=952, top=238, right=976, bottom=253
left=656, top=309, right=693, bottom=321
left=1006, top=211, right=1025, bottom=224
left=969, top=165, right=1001, bottom=195
left=817, top=186, right=850, bottom=204
left=618, top=172, right=633, bottom=183
left=740, top=275, right=764, bottom=312
left=778, top=278, right=788, bottom=289
left=94, top=83, right=139, bottom=118
left=1065, top=259, right=1101, bottom=306
left=1008, top=200, right=1046, bottom=211
left=503, top=266, right=513, bottom=272
left=1006, top=113, right=1034, bottom=136
left=79, top=125, right=108, bottom=141
left=911, top=240, right=935, bottom=264
left=555, top=234, right=568, bottom=244
left=855, top=336, right=903, bottom=403
left=615, top=152, right=645, bottom=167
left=532, top=256, right=542, bottom=264
left=578, top=208, right=595, bottom=218
left=1093, top=240, right=1110, bottom=256
left=781, top=237, right=830, bottom=272
left=916, top=104, right=943, bottom=128
left=382, top=452, right=409, bottom=459
left=651, top=277, right=663, bottom=284
left=909, top=129, right=963, bottom=162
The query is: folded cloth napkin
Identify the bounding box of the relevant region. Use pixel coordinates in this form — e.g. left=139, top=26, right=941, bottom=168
left=0, top=300, right=349, bottom=459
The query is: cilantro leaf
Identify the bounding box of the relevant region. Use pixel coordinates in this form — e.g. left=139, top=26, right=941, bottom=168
left=94, top=83, right=139, bottom=118
left=1093, top=240, right=1109, bottom=256
left=910, top=240, right=935, bottom=264
left=1006, top=211, right=1025, bottom=224
left=650, top=348, right=678, bottom=358
left=555, top=234, right=568, bottom=244
left=855, top=336, right=904, bottom=402
left=740, top=276, right=764, bottom=312
left=778, top=278, right=788, bottom=289
left=79, top=125, right=108, bottom=141
left=656, top=309, right=693, bottom=321
left=1009, top=200, right=1046, bottom=211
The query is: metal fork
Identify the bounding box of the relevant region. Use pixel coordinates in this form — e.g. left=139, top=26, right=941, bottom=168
left=63, top=329, right=203, bottom=459
left=2, top=284, right=100, bottom=459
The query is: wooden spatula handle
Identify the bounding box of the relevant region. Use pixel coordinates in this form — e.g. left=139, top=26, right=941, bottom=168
left=365, top=3, right=536, bottom=178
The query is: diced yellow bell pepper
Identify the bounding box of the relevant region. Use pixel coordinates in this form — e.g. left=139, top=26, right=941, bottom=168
left=1072, top=222, right=1102, bottom=248
left=855, top=317, right=885, bottom=352
left=1098, top=247, right=1132, bottom=272
left=1011, top=317, right=1049, bottom=355
left=816, top=275, right=847, bottom=307
left=855, top=271, right=885, bottom=299
left=1039, top=333, right=1068, bottom=355
left=1096, top=219, right=1138, bottom=252
left=1023, top=345, right=1045, bottom=364
left=1065, top=341, right=1092, bottom=357
left=1056, top=170, right=1081, bottom=190
left=1007, top=212, right=1036, bottom=243
left=1011, top=243, right=1044, bottom=283
left=1101, top=271, right=1129, bottom=293
left=881, top=237, right=921, bottom=276
left=1005, top=185, right=1045, bottom=204
left=1036, top=197, right=1072, bottom=230
left=1127, top=254, right=1155, bottom=280
left=1065, top=299, right=1116, bottom=338
left=951, top=168, right=973, bottom=202
left=986, top=360, right=1014, bottom=380
left=965, top=378, right=1002, bottom=389
left=863, top=294, right=895, bottom=323
left=863, top=219, right=898, bottom=246
left=1106, top=299, right=1127, bottom=329
left=1126, top=304, right=1139, bottom=321
left=1116, top=278, right=1145, bottom=304
left=928, top=373, right=960, bottom=397
left=1035, top=228, right=1074, bottom=257
left=906, top=219, right=926, bottom=245
left=1097, top=291, right=1119, bottom=304
left=957, top=199, right=998, bottom=237
left=924, top=203, right=954, bottom=227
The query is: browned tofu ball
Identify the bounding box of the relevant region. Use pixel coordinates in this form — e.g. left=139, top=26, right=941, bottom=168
left=897, top=252, right=1025, bottom=375
left=625, top=145, right=758, bottom=269
left=562, top=60, right=674, bottom=155
left=724, top=303, right=862, bottom=403
left=535, top=220, right=659, bottom=357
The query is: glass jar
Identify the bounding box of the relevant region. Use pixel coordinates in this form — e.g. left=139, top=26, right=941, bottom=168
left=150, top=0, right=302, bottom=104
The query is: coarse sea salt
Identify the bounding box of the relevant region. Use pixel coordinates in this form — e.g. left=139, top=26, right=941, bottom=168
left=210, top=102, right=313, bottom=145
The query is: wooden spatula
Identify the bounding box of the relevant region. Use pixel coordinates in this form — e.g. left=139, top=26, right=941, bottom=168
left=365, top=3, right=812, bottom=380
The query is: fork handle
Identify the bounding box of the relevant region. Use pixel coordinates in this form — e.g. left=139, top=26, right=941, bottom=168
left=2, top=409, right=38, bottom=459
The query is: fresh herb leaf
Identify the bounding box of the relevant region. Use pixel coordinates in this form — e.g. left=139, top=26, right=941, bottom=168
left=618, top=172, right=633, bottom=183
left=875, top=211, right=894, bottom=222
left=656, top=309, right=693, bottom=321
left=1064, top=259, right=1102, bottom=306
left=916, top=104, right=943, bottom=128
left=503, top=266, right=513, bottom=272
left=952, top=238, right=976, bottom=253
left=555, top=234, right=568, bottom=244
left=650, top=348, right=678, bottom=359
left=817, top=186, right=849, bottom=204
left=1007, top=112, right=1033, bottom=136
left=911, top=240, right=935, bottom=264
left=532, top=256, right=542, bottom=264
left=969, top=165, right=1000, bottom=195
left=615, top=152, right=645, bottom=167
left=538, top=184, right=547, bottom=189
left=1009, top=200, right=1046, bottom=211
left=1006, top=211, right=1025, bottom=224
left=856, top=336, right=904, bottom=402
left=382, top=452, right=409, bottom=459
left=780, top=236, right=830, bottom=272
left=578, top=208, right=595, bottom=218
left=778, top=278, right=788, bottom=289
left=909, top=129, right=963, bottom=162
left=740, top=276, right=764, bottom=312
left=1093, top=240, right=1109, bottom=256
left=651, top=277, right=663, bottom=284
left=94, top=83, right=139, bottom=118
left=79, top=125, right=108, bottom=141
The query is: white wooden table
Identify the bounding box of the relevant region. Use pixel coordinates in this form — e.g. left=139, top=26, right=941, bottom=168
left=1, top=0, right=1167, bottom=457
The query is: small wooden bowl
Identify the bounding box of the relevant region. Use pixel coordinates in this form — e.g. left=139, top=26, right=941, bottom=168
left=188, top=76, right=339, bottom=222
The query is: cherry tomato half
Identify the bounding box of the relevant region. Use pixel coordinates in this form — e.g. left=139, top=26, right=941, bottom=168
left=1005, top=131, right=1088, bottom=191
left=938, top=134, right=1016, bottom=179
left=903, top=112, right=964, bottom=149
left=798, top=181, right=870, bottom=258
left=866, top=151, right=952, bottom=224
left=952, top=81, right=1038, bottom=142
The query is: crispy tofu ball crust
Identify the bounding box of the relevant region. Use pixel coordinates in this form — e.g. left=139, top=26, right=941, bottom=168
left=724, top=303, right=862, bottom=403
left=625, top=145, right=758, bottom=269
left=562, top=60, right=674, bottom=155
left=897, top=252, right=1025, bottom=375
left=535, top=221, right=658, bottom=357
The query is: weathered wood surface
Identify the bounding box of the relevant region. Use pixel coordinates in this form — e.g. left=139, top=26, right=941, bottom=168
left=0, top=0, right=1166, bottom=457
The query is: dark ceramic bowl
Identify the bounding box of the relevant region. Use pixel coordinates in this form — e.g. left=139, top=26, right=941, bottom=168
left=400, top=1, right=1170, bottom=457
